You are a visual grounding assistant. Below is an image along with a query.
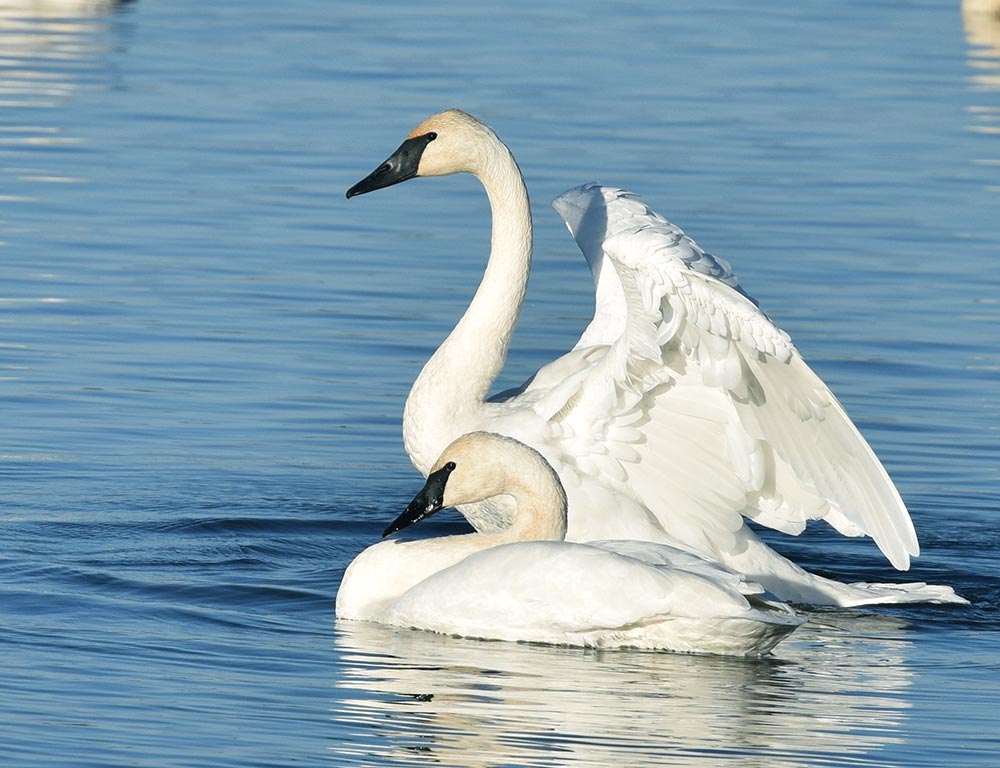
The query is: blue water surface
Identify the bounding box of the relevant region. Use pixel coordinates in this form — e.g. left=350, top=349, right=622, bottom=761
left=1, top=1, right=998, bottom=766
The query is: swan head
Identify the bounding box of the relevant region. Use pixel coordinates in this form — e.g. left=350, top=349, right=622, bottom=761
left=382, top=431, right=567, bottom=540
left=346, top=109, right=499, bottom=198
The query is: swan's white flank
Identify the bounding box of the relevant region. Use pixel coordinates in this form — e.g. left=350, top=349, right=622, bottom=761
left=346, top=109, right=966, bottom=607
left=336, top=432, right=804, bottom=656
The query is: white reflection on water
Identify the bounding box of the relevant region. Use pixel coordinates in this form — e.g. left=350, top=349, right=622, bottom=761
left=0, top=1, right=120, bottom=108
left=963, top=0, right=1000, bottom=164
left=964, top=0, right=1000, bottom=66
left=0, top=0, right=126, bottom=202
left=331, top=614, right=913, bottom=767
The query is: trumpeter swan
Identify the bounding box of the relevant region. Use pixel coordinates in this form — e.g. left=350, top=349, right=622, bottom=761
left=336, top=432, right=804, bottom=656
left=346, top=109, right=964, bottom=607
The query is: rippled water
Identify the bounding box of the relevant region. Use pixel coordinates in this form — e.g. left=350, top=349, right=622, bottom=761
left=2, top=1, right=999, bottom=766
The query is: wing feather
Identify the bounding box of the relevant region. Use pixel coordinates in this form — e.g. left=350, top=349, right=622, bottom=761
left=541, top=184, right=918, bottom=570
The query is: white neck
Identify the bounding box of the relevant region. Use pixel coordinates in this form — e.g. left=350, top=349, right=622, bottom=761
left=445, top=434, right=569, bottom=544
left=495, top=475, right=568, bottom=543
left=402, top=139, right=532, bottom=474
left=453, top=471, right=568, bottom=548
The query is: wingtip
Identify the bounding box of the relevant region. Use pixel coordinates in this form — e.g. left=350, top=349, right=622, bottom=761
left=551, top=181, right=601, bottom=212
left=881, top=530, right=918, bottom=571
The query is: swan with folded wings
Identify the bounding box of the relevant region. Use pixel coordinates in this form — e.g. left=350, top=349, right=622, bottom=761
left=346, top=109, right=965, bottom=607
left=336, top=431, right=804, bottom=656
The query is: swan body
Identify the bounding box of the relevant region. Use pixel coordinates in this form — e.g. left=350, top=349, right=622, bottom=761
left=336, top=432, right=804, bottom=656
left=346, top=109, right=965, bottom=608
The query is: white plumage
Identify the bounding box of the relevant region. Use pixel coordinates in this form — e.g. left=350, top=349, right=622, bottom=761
left=336, top=432, right=804, bottom=656
left=346, top=109, right=965, bottom=607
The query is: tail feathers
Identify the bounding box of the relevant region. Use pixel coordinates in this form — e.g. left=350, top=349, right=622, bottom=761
left=836, top=581, right=969, bottom=607
left=744, top=562, right=969, bottom=607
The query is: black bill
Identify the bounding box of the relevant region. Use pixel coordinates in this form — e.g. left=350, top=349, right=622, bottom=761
left=346, top=132, right=437, bottom=199
left=382, top=461, right=456, bottom=538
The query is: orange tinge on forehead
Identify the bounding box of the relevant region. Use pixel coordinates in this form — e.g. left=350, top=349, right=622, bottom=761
left=407, top=118, right=436, bottom=139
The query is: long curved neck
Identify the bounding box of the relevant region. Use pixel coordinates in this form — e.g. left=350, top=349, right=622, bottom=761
left=495, top=475, right=568, bottom=543
left=460, top=466, right=569, bottom=547
left=403, top=142, right=532, bottom=475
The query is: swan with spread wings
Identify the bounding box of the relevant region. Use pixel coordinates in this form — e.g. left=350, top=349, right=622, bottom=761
left=346, top=109, right=964, bottom=607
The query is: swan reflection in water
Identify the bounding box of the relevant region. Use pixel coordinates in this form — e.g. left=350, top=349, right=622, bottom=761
left=963, top=0, right=1000, bottom=157
left=0, top=0, right=132, bottom=202
left=964, top=0, right=1000, bottom=66
left=0, top=1, right=130, bottom=99
left=331, top=613, right=913, bottom=767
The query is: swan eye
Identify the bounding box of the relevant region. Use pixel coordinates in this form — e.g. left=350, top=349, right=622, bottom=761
left=426, top=132, right=438, bottom=141
left=445, top=461, right=456, bottom=471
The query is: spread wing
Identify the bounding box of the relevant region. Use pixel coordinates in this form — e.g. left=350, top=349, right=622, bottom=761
left=497, top=184, right=917, bottom=569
